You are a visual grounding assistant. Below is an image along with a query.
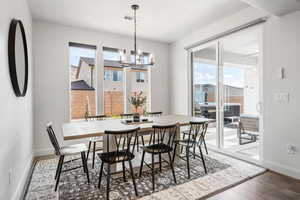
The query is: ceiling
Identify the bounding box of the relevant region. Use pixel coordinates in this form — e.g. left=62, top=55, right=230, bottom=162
left=28, top=0, right=248, bottom=43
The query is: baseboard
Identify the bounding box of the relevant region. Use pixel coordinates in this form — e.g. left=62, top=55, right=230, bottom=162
left=34, top=148, right=53, bottom=156
left=12, top=154, right=34, bottom=200
left=264, top=160, right=300, bottom=180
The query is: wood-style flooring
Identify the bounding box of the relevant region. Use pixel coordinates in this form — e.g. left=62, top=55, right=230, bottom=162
left=207, top=171, right=300, bottom=200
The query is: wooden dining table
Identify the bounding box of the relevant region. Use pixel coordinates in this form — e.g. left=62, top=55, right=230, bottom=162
left=62, top=114, right=213, bottom=171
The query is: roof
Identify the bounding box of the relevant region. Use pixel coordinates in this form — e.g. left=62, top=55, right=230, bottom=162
left=104, top=60, right=123, bottom=68
left=80, top=57, right=95, bottom=66
left=71, top=80, right=95, bottom=90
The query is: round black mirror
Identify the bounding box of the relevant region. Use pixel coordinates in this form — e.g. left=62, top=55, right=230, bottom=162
left=8, top=19, right=28, bottom=97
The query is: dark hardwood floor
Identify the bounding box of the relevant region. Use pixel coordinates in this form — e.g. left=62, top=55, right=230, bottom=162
left=207, top=171, right=300, bottom=200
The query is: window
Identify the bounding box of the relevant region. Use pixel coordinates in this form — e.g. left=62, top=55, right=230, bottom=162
left=104, top=70, right=111, bottom=80
left=136, top=72, right=145, bottom=82
left=102, top=46, right=152, bottom=116
left=103, top=47, right=120, bottom=61
left=69, top=42, right=97, bottom=120
left=113, top=71, right=123, bottom=81
left=103, top=47, right=125, bottom=116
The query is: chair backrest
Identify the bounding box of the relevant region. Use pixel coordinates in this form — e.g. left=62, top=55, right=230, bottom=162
left=85, top=114, right=107, bottom=121
left=239, top=116, right=259, bottom=132
left=46, top=122, right=61, bottom=155
left=147, top=111, right=162, bottom=117
left=104, top=127, right=140, bottom=161
left=120, top=113, right=134, bottom=119
left=150, top=123, right=178, bottom=147
left=189, top=121, right=208, bottom=146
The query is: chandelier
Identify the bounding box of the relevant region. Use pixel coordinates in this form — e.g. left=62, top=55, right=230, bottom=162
left=119, top=4, right=154, bottom=68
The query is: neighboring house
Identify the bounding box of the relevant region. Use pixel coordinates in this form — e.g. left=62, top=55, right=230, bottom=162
left=71, top=57, right=96, bottom=119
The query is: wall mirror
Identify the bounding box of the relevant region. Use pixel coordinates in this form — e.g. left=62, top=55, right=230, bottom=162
left=8, top=19, right=28, bottom=97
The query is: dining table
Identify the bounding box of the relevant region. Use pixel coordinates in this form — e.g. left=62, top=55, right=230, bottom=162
left=62, top=114, right=213, bottom=172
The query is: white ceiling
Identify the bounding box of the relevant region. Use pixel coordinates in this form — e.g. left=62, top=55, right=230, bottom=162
left=28, top=0, right=248, bottom=43
left=240, top=0, right=300, bottom=16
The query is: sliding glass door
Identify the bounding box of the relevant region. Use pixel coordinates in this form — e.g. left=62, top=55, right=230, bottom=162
left=191, top=43, right=219, bottom=147
left=191, top=26, right=262, bottom=162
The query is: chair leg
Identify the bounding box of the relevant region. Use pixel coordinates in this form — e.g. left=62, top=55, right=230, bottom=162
left=186, top=147, right=190, bottom=179
left=159, top=153, right=162, bottom=172
left=139, top=151, right=145, bottom=177
left=199, top=145, right=207, bottom=174
left=141, top=135, right=145, bottom=146
left=168, top=152, right=177, bottom=184
left=92, top=142, right=96, bottom=169
left=137, top=136, right=140, bottom=152
left=55, top=156, right=63, bottom=180
left=151, top=153, right=155, bottom=191
left=129, top=160, right=138, bottom=196
left=106, top=164, right=111, bottom=200
left=203, top=139, right=208, bottom=155
left=180, top=133, right=186, bottom=154
left=55, top=155, right=64, bottom=191
left=193, top=145, right=196, bottom=159
left=87, top=141, right=92, bottom=160
left=82, top=152, right=90, bottom=183
left=98, top=161, right=104, bottom=188
left=122, top=161, right=127, bottom=182
left=81, top=152, right=87, bottom=173
left=172, top=143, right=178, bottom=164
left=132, top=136, right=137, bottom=153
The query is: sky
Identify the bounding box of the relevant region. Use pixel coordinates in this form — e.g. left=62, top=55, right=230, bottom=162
left=193, top=62, right=244, bottom=88
left=69, top=47, right=96, bottom=66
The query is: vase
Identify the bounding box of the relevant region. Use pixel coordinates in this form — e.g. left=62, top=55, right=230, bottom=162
left=133, top=113, right=140, bottom=122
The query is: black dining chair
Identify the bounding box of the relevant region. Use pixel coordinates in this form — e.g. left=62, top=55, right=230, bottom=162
left=121, top=113, right=144, bottom=152
left=139, top=123, right=177, bottom=191
left=173, top=121, right=207, bottom=179
left=146, top=111, right=163, bottom=117
left=86, top=114, right=107, bottom=169
left=46, top=122, right=90, bottom=191
left=181, top=121, right=209, bottom=155
left=97, top=127, right=139, bottom=200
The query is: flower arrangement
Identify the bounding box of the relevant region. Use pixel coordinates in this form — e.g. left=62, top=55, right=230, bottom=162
left=128, top=91, right=147, bottom=113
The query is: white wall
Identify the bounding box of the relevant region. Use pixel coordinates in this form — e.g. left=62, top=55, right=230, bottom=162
left=169, top=6, right=300, bottom=179
left=0, top=0, right=33, bottom=199
left=33, top=21, right=169, bottom=153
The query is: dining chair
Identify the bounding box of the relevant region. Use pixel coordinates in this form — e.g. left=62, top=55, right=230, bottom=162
left=181, top=121, right=208, bottom=155
left=121, top=113, right=144, bottom=152
left=86, top=114, right=107, bottom=169
left=97, top=127, right=140, bottom=200
left=145, top=111, right=162, bottom=145
left=46, top=122, right=90, bottom=191
left=139, top=123, right=177, bottom=191
left=173, top=121, right=207, bottom=179
left=146, top=111, right=163, bottom=117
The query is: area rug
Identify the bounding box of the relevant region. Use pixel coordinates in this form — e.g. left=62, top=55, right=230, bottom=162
left=25, top=150, right=265, bottom=200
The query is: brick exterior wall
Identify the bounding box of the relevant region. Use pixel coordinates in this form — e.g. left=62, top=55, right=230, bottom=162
left=71, top=90, right=96, bottom=119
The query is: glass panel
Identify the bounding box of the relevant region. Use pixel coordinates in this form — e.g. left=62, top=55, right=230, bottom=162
left=192, top=44, right=218, bottom=147
left=103, top=68, right=124, bottom=116
left=221, top=27, right=260, bottom=160
left=69, top=44, right=96, bottom=120
left=128, top=69, right=149, bottom=114
left=103, top=47, right=125, bottom=116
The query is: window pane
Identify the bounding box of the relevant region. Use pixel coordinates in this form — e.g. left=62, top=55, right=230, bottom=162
left=104, top=71, right=110, bottom=80
left=103, top=50, right=120, bottom=61
left=129, top=69, right=149, bottom=114
left=69, top=44, right=96, bottom=120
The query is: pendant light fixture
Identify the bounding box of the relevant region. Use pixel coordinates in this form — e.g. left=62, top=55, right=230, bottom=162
left=119, top=4, right=154, bottom=68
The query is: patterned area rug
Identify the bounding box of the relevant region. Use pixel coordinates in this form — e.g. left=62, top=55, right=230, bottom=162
left=25, top=150, right=265, bottom=200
